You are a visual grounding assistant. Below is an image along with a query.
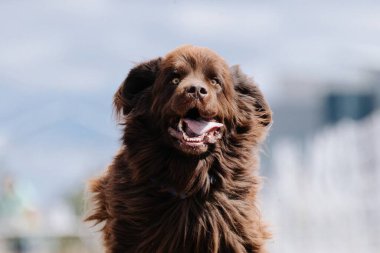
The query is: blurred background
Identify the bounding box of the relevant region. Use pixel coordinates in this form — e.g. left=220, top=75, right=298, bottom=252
left=1, top=0, right=379, bottom=252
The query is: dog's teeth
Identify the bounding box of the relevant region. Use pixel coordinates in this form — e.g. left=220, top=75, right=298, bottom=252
left=183, top=134, right=206, bottom=143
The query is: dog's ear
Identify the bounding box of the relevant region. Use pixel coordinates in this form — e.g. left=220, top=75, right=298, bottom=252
left=231, top=65, right=272, bottom=129
left=114, top=58, right=161, bottom=117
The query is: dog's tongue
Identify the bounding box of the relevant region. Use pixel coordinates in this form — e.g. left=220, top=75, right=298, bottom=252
left=183, top=118, right=223, bottom=135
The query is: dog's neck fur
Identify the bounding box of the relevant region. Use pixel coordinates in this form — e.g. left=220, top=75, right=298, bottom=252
left=120, top=115, right=259, bottom=203
left=149, top=173, right=217, bottom=200
left=105, top=138, right=265, bottom=253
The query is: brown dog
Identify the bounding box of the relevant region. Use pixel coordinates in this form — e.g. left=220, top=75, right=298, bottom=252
left=87, top=45, right=272, bottom=253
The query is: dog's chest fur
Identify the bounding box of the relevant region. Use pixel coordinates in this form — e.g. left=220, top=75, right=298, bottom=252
left=94, top=151, right=263, bottom=253
left=89, top=145, right=268, bottom=253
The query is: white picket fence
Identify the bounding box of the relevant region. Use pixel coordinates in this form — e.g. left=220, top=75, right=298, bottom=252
left=263, top=111, right=380, bottom=253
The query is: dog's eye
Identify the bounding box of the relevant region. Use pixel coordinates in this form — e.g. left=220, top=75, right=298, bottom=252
left=210, top=78, right=220, bottom=86
left=172, top=77, right=180, bottom=85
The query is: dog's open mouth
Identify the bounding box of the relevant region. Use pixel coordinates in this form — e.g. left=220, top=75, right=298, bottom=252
left=168, top=108, right=223, bottom=149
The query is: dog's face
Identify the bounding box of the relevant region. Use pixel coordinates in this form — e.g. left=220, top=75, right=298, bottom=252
left=151, top=46, right=237, bottom=155
left=114, top=45, right=271, bottom=156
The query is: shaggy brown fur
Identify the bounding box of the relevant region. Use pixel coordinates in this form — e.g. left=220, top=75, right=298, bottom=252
left=86, top=45, right=272, bottom=253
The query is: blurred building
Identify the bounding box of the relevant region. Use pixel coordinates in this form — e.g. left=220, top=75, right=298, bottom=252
left=269, top=71, right=380, bottom=143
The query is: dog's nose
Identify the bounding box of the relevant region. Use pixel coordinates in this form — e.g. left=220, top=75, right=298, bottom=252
left=185, top=85, right=208, bottom=99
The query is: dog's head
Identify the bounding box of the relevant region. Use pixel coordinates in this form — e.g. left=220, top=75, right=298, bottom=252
left=114, top=45, right=271, bottom=156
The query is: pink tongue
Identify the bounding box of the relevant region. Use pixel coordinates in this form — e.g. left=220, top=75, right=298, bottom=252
left=183, top=119, right=223, bottom=135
